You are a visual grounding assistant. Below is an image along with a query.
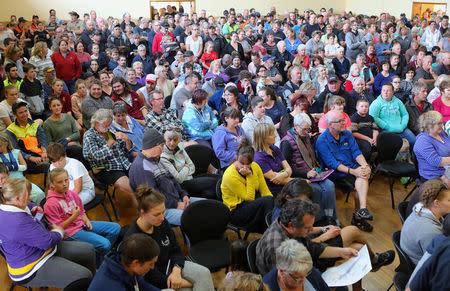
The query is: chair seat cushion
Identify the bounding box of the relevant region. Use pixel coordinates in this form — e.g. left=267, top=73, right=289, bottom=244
left=188, top=240, right=230, bottom=270
left=378, top=161, right=416, bottom=176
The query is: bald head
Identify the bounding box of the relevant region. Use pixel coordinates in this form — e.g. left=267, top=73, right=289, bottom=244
left=326, top=110, right=344, bottom=124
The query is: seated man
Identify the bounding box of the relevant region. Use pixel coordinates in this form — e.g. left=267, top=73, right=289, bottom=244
left=48, top=143, right=95, bottom=205
left=111, top=77, right=147, bottom=125
left=83, top=109, right=134, bottom=201
left=129, top=128, right=204, bottom=226
left=81, top=79, right=114, bottom=129
left=3, top=63, right=23, bottom=90
left=6, top=102, right=49, bottom=173
left=88, top=233, right=160, bottom=291
left=405, top=82, right=433, bottom=136
left=145, top=90, right=184, bottom=136
left=256, top=198, right=394, bottom=287
left=315, top=110, right=373, bottom=232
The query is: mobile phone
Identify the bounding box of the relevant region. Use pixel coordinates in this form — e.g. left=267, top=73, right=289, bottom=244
left=34, top=212, right=44, bottom=221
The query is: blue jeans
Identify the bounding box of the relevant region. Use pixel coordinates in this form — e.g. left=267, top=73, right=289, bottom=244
left=309, top=179, right=337, bottom=221
left=398, top=128, right=416, bottom=148
left=165, top=197, right=205, bottom=226
left=71, top=221, right=120, bottom=266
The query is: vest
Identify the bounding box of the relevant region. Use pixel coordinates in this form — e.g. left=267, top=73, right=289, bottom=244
left=7, top=121, right=42, bottom=156
left=281, top=130, right=311, bottom=174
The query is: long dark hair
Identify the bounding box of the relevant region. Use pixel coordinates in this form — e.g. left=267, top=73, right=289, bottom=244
left=274, top=178, right=313, bottom=208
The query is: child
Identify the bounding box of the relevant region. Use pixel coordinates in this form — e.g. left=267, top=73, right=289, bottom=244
left=108, top=48, right=119, bottom=71
left=47, top=143, right=95, bottom=205
left=201, top=41, right=218, bottom=75
left=0, top=133, right=45, bottom=204
left=350, top=98, right=379, bottom=162
left=44, top=168, right=120, bottom=266
left=49, top=79, right=72, bottom=115
left=225, top=240, right=250, bottom=279
left=126, top=68, right=141, bottom=92
left=396, top=138, right=414, bottom=184
left=19, top=63, right=45, bottom=118
left=318, top=95, right=352, bottom=133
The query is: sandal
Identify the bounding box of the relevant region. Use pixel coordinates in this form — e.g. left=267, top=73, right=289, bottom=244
left=351, top=214, right=373, bottom=232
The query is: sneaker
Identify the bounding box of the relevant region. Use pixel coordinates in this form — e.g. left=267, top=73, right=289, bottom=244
left=355, top=208, right=373, bottom=220
left=351, top=214, right=373, bottom=232
left=371, top=250, right=395, bottom=272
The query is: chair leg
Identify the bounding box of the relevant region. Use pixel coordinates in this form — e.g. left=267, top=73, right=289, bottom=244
left=105, top=188, right=119, bottom=221
left=100, top=201, right=113, bottom=222
left=243, top=230, right=251, bottom=241
left=403, top=184, right=417, bottom=201
left=9, top=282, right=15, bottom=291
left=387, top=282, right=394, bottom=291
left=345, top=191, right=351, bottom=203
left=388, top=175, right=395, bottom=209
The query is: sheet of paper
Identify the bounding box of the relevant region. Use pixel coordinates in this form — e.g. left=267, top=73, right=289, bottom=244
left=321, top=245, right=372, bottom=287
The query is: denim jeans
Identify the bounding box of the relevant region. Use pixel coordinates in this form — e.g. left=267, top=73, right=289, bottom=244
left=71, top=221, right=120, bottom=266
left=165, top=197, right=205, bottom=226
left=309, top=178, right=337, bottom=221
left=398, top=128, right=416, bottom=148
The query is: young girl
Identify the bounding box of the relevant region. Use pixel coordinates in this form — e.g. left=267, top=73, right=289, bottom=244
left=225, top=240, right=250, bottom=279
left=0, top=133, right=45, bottom=203
left=318, top=96, right=352, bottom=133
left=49, top=79, right=72, bottom=115
left=345, top=64, right=363, bottom=92
left=44, top=168, right=120, bottom=266
left=201, top=41, right=218, bottom=75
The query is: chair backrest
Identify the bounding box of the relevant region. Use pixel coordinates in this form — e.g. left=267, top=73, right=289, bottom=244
left=246, top=238, right=260, bottom=274
left=216, top=177, right=223, bottom=201
left=181, top=199, right=231, bottom=246
left=393, top=272, right=410, bottom=291
left=185, top=144, right=214, bottom=175
left=397, top=201, right=409, bottom=224
left=164, top=95, right=172, bottom=109
left=376, top=132, right=403, bottom=162
left=265, top=211, right=272, bottom=228
left=392, top=230, right=416, bottom=275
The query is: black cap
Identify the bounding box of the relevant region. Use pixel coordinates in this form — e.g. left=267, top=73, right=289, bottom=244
left=184, top=50, right=194, bottom=57
left=223, top=10, right=229, bottom=16
left=214, top=76, right=225, bottom=89
left=328, top=74, right=339, bottom=83
left=18, top=17, right=27, bottom=22
left=114, top=24, right=121, bottom=29
left=160, top=22, right=169, bottom=28
left=69, top=11, right=80, bottom=18
left=142, top=129, right=165, bottom=149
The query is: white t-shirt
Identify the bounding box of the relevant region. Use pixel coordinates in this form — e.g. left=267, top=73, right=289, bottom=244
left=185, top=36, right=203, bottom=57
left=50, top=157, right=94, bottom=193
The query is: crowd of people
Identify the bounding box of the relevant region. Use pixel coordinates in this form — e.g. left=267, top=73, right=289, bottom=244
left=0, top=4, right=449, bottom=291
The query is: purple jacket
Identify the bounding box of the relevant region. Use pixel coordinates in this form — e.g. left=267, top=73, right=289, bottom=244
left=413, top=131, right=450, bottom=179
left=0, top=204, right=62, bottom=281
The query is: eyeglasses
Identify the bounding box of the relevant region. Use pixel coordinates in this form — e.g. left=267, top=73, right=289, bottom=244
left=283, top=269, right=311, bottom=283
left=330, top=119, right=346, bottom=124
left=299, top=127, right=311, bottom=132
left=432, top=121, right=445, bottom=125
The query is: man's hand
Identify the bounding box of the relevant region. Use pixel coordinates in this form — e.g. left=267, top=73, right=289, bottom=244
left=340, top=247, right=358, bottom=259
left=176, top=202, right=186, bottom=210
left=107, top=139, right=116, bottom=147
left=323, top=226, right=341, bottom=240
left=29, top=156, right=43, bottom=164
left=182, top=196, right=190, bottom=206
left=352, top=166, right=371, bottom=179
left=41, top=152, right=48, bottom=162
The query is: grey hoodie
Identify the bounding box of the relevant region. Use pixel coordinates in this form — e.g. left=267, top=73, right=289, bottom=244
left=241, top=112, right=280, bottom=146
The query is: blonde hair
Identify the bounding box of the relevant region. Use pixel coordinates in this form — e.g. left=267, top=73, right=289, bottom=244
left=253, top=123, right=275, bottom=152
left=418, top=111, right=443, bottom=132
left=31, top=42, right=48, bottom=59
left=49, top=168, right=68, bottom=184
left=208, top=59, right=220, bottom=72
left=1, top=178, right=28, bottom=203
left=154, top=65, right=165, bottom=76
left=4, top=44, right=22, bottom=60
left=218, top=271, right=269, bottom=291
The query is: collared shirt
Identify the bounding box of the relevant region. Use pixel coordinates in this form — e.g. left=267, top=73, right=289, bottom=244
left=315, top=129, right=362, bottom=178
left=145, top=108, right=184, bottom=138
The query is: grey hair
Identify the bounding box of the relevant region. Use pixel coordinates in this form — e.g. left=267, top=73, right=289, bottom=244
left=419, top=111, right=443, bottom=133
left=352, top=76, right=364, bottom=86
left=356, top=53, right=365, bottom=61
left=297, top=44, right=306, bottom=51
left=299, top=81, right=315, bottom=95
left=293, top=113, right=312, bottom=127
left=148, top=89, right=163, bottom=101
left=137, top=44, right=146, bottom=51
left=411, top=81, right=427, bottom=96
left=434, top=74, right=450, bottom=88
left=164, top=129, right=182, bottom=141
left=349, top=63, right=360, bottom=74
left=279, top=198, right=320, bottom=228
left=276, top=239, right=312, bottom=275
left=112, top=101, right=128, bottom=115
left=337, top=46, right=345, bottom=53
left=91, top=108, right=113, bottom=128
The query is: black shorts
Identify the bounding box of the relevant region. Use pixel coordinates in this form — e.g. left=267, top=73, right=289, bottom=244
left=94, top=169, right=128, bottom=185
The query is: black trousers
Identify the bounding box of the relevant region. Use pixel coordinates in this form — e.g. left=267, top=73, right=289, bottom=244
left=230, top=196, right=274, bottom=234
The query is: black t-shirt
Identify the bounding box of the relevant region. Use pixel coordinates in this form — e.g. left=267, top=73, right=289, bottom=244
left=350, top=113, right=376, bottom=138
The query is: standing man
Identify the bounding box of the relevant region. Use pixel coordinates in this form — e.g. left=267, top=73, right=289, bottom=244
left=67, top=11, right=84, bottom=41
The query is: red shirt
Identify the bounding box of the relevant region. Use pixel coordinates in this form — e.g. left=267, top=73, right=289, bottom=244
left=152, top=32, right=174, bottom=53
left=201, top=51, right=218, bottom=74
left=111, top=90, right=145, bottom=120
left=50, top=51, right=82, bottom=82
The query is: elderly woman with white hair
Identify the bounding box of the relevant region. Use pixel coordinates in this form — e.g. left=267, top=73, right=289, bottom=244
left=160, top=128, right=218, bottom=199
left=427, top=74, right=450, bottom=104
left=83, top=108, right=134, bottom=199
left=280, top=113, right=338, bottom=224
left=262, top=239, right=330, bottom=291
left=349, top=77, right=375, bottom=103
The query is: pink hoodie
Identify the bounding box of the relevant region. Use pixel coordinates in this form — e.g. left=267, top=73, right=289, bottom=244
left=44, top=189, right=86, bottom=237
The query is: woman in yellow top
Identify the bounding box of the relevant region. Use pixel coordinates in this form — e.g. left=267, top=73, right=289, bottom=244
left=221, top=138, right=274, bottom=234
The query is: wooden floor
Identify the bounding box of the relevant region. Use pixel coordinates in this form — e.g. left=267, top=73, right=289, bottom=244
left=1, top=173, right=413, bottom=291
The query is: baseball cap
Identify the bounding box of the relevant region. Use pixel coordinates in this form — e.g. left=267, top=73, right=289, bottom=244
left=184, top=50, right=194, bottom=57
left=262, top=55, right=275, bottom=62
left=328, top=74, right=339, bottom=82
left=145, top=74, right=157, bottom=83
left=160, top=22, right=169, bottom=28
left=43, top=67, right=55, bottom=73
left=18, top=17, right=27, bottom=23
left=214, top=76, right=225, bottom=89
left=69, top=11, right=80, bottom=18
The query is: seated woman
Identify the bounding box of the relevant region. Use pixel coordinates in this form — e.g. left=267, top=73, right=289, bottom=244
left=44, top=168, right=120, bottom=267
left=213, top=107, right=247, bottom=170
left=242, top=97, right=280, bottom=146
left=349, top=77, right=375, bottom=104
left=263, top=239, right=330, bottom=291
left=154, top=65, right=175, bottom=98
left=0, top=178, right=94, bottom=289
left=182, top=88, right=218, bottom=148
left=258, top=87, right=287, bottom=129
left=83, top=109, right=134, bottom=200
left=432, top=80, right=450, bottom=122
left=123, top=185, right=215, bottom=291
left=369, top=83, right=416, bottom=147
left=71, top=79, right=88, bottom=131
left=219, top=86, right=246, bottom=121
left=224, top=54, right=245, bottom=83
left=221, top=138, right=274, bottom=233
left=109, top=101, right=145, bottom=159
left=48, top=79, right=72, bottom=116
left=400, top=178, right=450, bottom=264
left=160, top=129, right=218, bottom=199
left=280, top=113, right=338, bottom=224
left=204, top=59, right=229, bottom=82
left=318, top=96, right=352, bottom=133
left=253, top=123, right=293, bottom=197
left=43, top=97, right=86, bottom=166
left=413, top=111, right=450, bottom=180
left=373, top=60, right=394, bottom=96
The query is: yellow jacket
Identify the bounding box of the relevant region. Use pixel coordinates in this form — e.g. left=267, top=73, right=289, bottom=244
left=221, top=162, right=272, bottom=211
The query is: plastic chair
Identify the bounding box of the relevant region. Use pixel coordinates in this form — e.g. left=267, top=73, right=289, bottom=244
left=180, top=200, right=231, bottom=272
left=246, top=238, right=260, bottom=274
left=185, top=144, right=221, bottom=174
left=376, top=132, right=417, bottom=209
left=393, top=272, right=410, bottom=291
left=94, top=181, right=119, bottom=221
left=216, top=178, right=251, bottom=240
left=0, top=249, right=33, bottom=291
left=392, top=231, right=416, bottom=275
left=265, top=211, right=273, bottom=228
left=84, top=194, right=113, bottom=222
left=397, top=201, right=409, bottom=224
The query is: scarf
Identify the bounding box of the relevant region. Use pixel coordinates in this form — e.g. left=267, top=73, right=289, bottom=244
left=290, top=128, right=319, bottom=170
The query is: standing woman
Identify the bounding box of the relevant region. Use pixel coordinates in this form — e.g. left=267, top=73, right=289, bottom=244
left=185, top=25, right=203, bottom=61
left=51, top=40, right=81, bottom=94
left=29, top=41, right=54, bottom=83
left=253, top=123, right=293, bottom=197
left=221, top=138, right=273, bottom=234
left=224, top=31, right=245, bottom=61
left=123, top=185, right=215, bottom=290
